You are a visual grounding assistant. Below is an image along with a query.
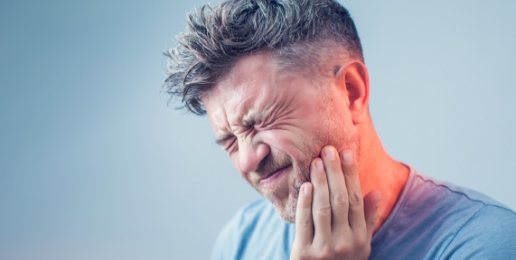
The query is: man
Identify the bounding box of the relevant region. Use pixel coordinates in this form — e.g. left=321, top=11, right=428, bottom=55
left=165, top=0, right=516, bottom=259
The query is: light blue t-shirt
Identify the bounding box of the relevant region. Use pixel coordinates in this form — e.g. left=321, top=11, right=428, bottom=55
left=211, top=167, right=516, bottom=259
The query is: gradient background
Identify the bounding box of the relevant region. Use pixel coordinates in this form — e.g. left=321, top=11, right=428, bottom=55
left=1, top=1, right=515, bottom=259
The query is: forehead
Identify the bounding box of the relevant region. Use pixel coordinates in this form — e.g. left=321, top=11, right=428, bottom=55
left=208, top=52, right=280, bottom=96
left=201, top=53, right=292, bottom=128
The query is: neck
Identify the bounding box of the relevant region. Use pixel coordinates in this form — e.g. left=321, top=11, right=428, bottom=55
left=355, top=119, right=409, bottom=232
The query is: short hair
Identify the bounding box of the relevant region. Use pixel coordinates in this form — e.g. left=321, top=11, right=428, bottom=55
left=165, top=0, right=363, bottom=115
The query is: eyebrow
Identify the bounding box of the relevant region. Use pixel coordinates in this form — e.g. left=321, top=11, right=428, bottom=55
left=215, top=134, right=233, bottom=146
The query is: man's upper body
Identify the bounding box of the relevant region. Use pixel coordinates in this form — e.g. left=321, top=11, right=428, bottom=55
left=212, top=167, right=516, bottom=259
left=165, top=0, right=516, bottom=259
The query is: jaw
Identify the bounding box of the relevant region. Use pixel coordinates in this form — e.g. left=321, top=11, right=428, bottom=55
left=271, top=192, right=297, bottom=223
left=265, top=168, right=307, bottom=223
left=258, top=185, right=296, bottom=222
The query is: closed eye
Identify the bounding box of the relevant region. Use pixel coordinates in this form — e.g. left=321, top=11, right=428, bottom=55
left=215, top=134, right=233, bottom=146
left=215, top=135, right=237, bottom=151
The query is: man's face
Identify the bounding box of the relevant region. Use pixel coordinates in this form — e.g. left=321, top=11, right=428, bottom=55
left=202, top=53, right=356, bottom=222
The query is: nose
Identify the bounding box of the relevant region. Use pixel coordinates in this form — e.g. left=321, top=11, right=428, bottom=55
left=236, top=137, right=270, bottom=174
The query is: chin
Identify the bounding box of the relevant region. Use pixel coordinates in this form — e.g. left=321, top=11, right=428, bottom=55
left=260, top=161, right=310, bottom=223
left=270, top=191, right=298, bottom=223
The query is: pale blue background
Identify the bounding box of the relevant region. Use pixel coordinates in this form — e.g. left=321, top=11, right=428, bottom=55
left=1, top=1, right=515, bottom=259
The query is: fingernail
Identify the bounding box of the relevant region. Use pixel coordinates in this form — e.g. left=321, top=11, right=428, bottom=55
left=323, top=146, right=335, bottom=160
left=312, top=158, right=322, bottom=171
left=342, top=151, right=353, bottom=165
left=303, top=183, right=311, bottom=195
left=316, top=159, right=324, bottom=170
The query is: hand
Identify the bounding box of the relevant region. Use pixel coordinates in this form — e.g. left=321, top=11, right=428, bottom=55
left=290, top=146, right=381, bottom=260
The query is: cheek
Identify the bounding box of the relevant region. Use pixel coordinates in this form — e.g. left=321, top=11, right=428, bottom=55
left=259, top=129, right=319, bottom=161
left=259, top=129, right=295, bottom=153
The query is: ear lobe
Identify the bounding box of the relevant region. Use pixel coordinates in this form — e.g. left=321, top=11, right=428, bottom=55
left=335, top=61, right=370, bottom=124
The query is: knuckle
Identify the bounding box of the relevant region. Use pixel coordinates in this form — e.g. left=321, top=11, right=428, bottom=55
left=334, top=242, right=351, bottom=254
left=356, top=243, right=372, bottom=258
left=354, top=232, right=367, bottom=246
left=314, top=245, right=332, bottom=259
left=299, top=217, right=312, bottom=229
left=367, top=217, right=377, bottom=228
left=316, top=205, right=332, bottom=216
left=299, top=248, right=313, bottom=260
left=349, top=192, right=362, bottom=207
left=332, top=194, right=349, bottom=206
left=298, top=201, right=311, bottom=210
left=343, top=167, right=357, bottom=176
left=364, top=243, right=372, bottom=254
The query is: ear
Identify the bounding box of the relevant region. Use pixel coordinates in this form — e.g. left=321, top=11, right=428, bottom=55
left=334, top=61, right=370, bottom=124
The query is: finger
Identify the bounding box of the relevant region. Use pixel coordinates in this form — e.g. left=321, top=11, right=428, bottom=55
left=310, top=158, right=332, bottom=242
left=294, top=182, right=314, bottom=245
left=321, top=146, right=350, bottom=233
left=340, top=150, right=366, bottom=231
left=363, top=190, right=382, bottom=236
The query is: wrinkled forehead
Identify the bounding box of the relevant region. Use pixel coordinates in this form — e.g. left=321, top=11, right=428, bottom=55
left=201, top=53, right=279, bottom=118
left=200, top=51, right=332, bottom=132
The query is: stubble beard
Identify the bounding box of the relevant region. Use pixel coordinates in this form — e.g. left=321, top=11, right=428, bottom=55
left=257, top=101, right=357, bottom=222
left=274, top=162, right=310, bottom=223
left=274, top=128, right=357, bottom=223
left=252, top=155, right=310, bottom=223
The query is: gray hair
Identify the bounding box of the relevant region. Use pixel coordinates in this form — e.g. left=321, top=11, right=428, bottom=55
left=164, top=0, right=364, bottom=115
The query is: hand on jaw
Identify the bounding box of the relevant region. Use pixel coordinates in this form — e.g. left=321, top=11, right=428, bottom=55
left=291, top=146, right=381, bottom=260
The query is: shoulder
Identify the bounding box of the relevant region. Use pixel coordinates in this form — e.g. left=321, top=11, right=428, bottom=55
left=404, top=172, right=512, bottom=219
left=211, top=198, right=292, bottom=260
left=408, top=172, right=516, bottom=259
left=372, top=169, right=516, bottom=259
left=440, top=204, right=516, bottom=259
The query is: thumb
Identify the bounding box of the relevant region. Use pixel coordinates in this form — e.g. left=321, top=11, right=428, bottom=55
left=363, top=190, right=382, bottom=236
